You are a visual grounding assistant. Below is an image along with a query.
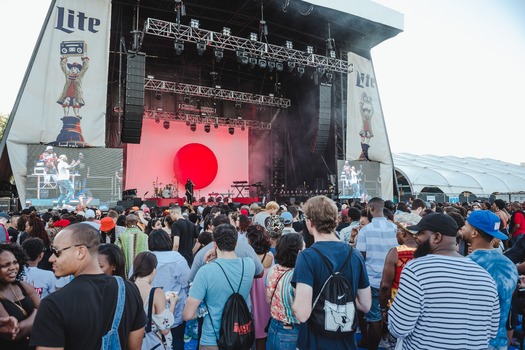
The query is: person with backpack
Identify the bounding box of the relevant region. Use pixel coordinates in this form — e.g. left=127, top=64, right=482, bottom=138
left=292, top=195, right=371, bottom=350
left=183, top=223, right=256, bottom=350
left=29, top=223, right=147, bottom=349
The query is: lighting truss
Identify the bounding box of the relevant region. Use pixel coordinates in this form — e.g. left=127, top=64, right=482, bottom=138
left=144, top=77, right=291, bottom=109
left=145, top=18, right=353, bottom=74
left=143, top=110, right=271, bottom=130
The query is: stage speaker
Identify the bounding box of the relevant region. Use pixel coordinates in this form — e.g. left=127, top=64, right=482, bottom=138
left=143, top=200, right=157, bottom=208
left=117, top=200, right=134, bottom=209
left=122, top=51, right=146, bottom=144
left=0, top=198, right=10, bottom=212
left=310, top=83, right=332, bottom=153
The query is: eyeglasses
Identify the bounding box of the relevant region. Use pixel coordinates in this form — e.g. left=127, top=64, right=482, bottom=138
left=51, top=244, right=90, bottom=258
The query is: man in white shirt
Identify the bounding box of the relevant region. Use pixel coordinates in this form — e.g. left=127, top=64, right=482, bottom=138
left=56, top=154, right=77, bottom=208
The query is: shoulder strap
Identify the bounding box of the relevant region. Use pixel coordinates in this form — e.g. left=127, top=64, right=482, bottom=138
left=311, top=246, right=353, bottom=274
left=214, top=259, right=245, bottom=293
left=269, top=269, right=292, bottom=305
left=145, top=287, right=158, bottom=333
left=110, top=276, right=126, bottom=332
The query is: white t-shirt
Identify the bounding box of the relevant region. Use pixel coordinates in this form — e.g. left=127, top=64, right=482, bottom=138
left=23, top=266, right=57, bottom=299
left=57, top=160, right=70, bottom=180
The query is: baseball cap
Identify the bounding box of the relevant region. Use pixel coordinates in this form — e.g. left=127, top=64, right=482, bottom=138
left=0, top=212, right=10, bottom=222
left=466, top=210, right=508, bottom=240
left=85, top=209, right=96, bottom=219
left=280, top=211, right=293, bottom=225
left=406, top=213, right=458, bottom=237
left=240, top=209, right=249, bottom=216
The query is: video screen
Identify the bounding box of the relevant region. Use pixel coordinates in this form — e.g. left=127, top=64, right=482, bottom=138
left=337, top=160, right=381, bottom=201
left=26, top=145, right=123, bottom=208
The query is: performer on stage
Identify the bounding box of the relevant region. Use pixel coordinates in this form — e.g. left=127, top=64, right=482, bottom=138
left=56, top=155, right=78, bottom=208
left=185, top=179, right=194, bottom=204
left=39, top=146, right=58, bottom=185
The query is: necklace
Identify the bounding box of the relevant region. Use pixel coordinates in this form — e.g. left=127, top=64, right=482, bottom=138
left=0, top=284, right=28, bottom=317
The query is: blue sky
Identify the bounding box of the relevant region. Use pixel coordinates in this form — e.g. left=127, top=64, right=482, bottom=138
left=1, top=0, right=524, bottom=164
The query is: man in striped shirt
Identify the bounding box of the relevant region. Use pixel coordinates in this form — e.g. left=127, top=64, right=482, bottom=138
left=388, top=213, right=500, bottom=350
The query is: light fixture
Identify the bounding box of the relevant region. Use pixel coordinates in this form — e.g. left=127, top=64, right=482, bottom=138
left=185, top=118, right=191, bottom=126
left=329, top=50, right=336, bottom=59
left=204, top=124, right=211, bottom=133
left=190, top=123, right=197, bottom=132
left=196, top=42, right=206, bottom=55
left=307, top=46, right=314, bottom=54
left=214, top=49, right=223, bottom=62
left=228, top=127, right=235, bottom=135
left=155, top=117, right=160, bottom=123
left=285, top=40, right=293, bottom=49
left=326, top=72, right=333, bottom=83
left=275, top=62, right=284, bottom=72
left=249, top=57, right=258, bottom=69
left=236, top=51, right=249, bottom=65
left=163, top=120, right=170, bottom=129
left=258, top=59, right=267, bottom=69
left=287, top=61, right=295, bottom=72
left=241, top=122, right=246, bottom=131
left=222, top=27, right=231, bottom=36
left=316, top=66, right=326, bottom=77
left=190, top=19, right=200, bottom=29
left=297, top=65, right=305, bottom=77
left=234, top=102, right=242, bottom=110
left=267, top=61, right=275, bottom=72
left=155, top=91, right=162, bottom=100
left=249, top=32, right=258, bottom=41
left=174, top=41, right=184, bottom=55
left=183, top=95, right=191, bottom=103
left=214, top=120, right=219, bottom=128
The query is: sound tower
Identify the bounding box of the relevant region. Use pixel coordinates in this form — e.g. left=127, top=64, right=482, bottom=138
left=310, top=83, right=332, bottom=153
left=122, top=51, right=146, bottom=144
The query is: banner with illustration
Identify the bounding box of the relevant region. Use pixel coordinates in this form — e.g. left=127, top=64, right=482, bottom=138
left=7, top=0, right=111, bottom=204
left=347, top=52, right=394, bottom=199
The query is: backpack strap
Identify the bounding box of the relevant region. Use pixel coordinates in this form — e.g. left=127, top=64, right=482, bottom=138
left=311, top=245, right=353, bottom=274
left=269, top=269, right=292, bottom=306
left=110, top=276, right=125, bottom=333
left=145, top=287, right=158, bottom=333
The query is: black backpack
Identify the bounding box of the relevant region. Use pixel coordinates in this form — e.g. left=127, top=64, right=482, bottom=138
left=308, top=246, right=357, bottom=337
left=206, top=259, right=255, bottom=350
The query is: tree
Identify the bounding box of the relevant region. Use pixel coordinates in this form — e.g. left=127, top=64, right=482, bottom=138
left=0, top=113, right=8, bottom=141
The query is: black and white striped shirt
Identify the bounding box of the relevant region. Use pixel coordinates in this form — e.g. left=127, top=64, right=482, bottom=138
left=388, top=254, right=499, bottom=350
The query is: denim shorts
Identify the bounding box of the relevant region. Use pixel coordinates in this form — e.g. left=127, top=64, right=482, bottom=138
left=365, top=286, right=382, bottom=322
left=266, top=318, right=299, bottom=350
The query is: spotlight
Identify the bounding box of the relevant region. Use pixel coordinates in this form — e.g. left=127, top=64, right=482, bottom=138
left=287, top=61, right=295, bottom=72
left=307, top=46, right=314, bottom=54
left=196, top=42, right=206, bottom=55
left=163, top=120, right=170, bottom=129
left=190, top=123, right=197, bottom=132
left=236, top=51, right=248, bottom=65
left=241, top=122, right=246, bottom=131
left=297, top=66, right=305, bottom=77
left=214, top=120, right=219, bottom=129
left=190, top=19, right=200, bottom=29
left=329, top=50, right=336, bottom=59
left=234, top=102, right=242, bottom=110
left=155, top=117, right=160, bottom=123
left=174, top=41, right=184, bottom=55
left=228, top=127, right=235, bottom=135
left=155, top=91, right=161, bottom=100
left=204, top=124, right=211, bottom=133
left=249, top=32, right=258, bottom=41
left=258, top=59, right=267, bottom=69
left=267, top=61, right=275, bottom=72
left=275, top=61, right=284, bottom=72
left=326, top=72, right=333, bottom=83
left=183, top=95, right=191, bottom=103
left=285, top=40, right=293, bottom=49
left=249, top=57, right=258, bottom=69
left=214, top=49, right=223, bottom=62
left=316, top=66, right=326, bottom=77
left=222, top=27, right=231, bottom=36
left=185, top=119, right=191, bottom=126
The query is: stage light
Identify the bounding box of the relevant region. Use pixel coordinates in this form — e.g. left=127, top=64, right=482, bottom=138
left=307, top=46, right=314, bottom=54
left=163, top=120, right=170, bottom=129
left=196, top=42, right=206, bottom=55
left=236, top=51, right=249, bottom=65
left=329, top=50, right=336, bottom=59
left=316, top=66, right=325, bottom=77
left=155, top=117, right=160, bottom=123
left=285, top=40, right=293, bottom=49
left=222, top=27, right=231, bottom=36
left=183, top=95, right=191, bottom=103
left=297, top=65, right=305, bottom=77
left=326, top=72, right=333, bottom=83
left=155, top=91, right=162, bottom=100
left=185, top=119, right=191, bottom=126
left=214, top=49, right=223, bottom=62
left=190, top=123, right=197, bottom=132
left=235, top=102, right=242, bottom=110
left=204, top=124, right=211, bottom=133
left=241, top=122, right=246, bottom=131
left=275, top=61, right=284, bottom=72
left=228, top=127, right=235, bottom=135
left=249, top=57, right=258, bottom=69
left=214, top=118, right=219, bottom=128
left=249, top=32, right=258, bottom=41
left=287, top=61, right=295, bottom=72
left=174, top=41, right=184, bottom=55
left=258, top=59, right=267, bottom=69
left=190, top=19, right=200, bottom=29
left=267, top=61, right=275, bottom=72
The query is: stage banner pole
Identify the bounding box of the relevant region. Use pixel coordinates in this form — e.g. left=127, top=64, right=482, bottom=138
left=7, top=0, right=112, bottom=205
left=346, top=52, right=394, bottom=200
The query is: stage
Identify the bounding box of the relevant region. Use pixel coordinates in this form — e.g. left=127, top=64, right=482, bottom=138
left=142, top=197, right=261, bottom=208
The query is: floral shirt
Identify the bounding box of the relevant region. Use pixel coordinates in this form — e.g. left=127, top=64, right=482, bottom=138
left=265, top=264, right=297, bottom=325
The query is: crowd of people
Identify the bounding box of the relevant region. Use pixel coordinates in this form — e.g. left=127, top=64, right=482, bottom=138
left=0, top=195, right=524, bottom=350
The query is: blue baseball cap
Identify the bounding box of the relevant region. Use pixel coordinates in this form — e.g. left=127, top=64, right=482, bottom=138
left=466, top=210, right=508, bottom=240
left=280, top=211, right=293, bottom=225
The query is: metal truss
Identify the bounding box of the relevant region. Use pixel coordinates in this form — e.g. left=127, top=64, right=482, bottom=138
left=144, top=18, right=353, bottom=75
left=143, top=109, right=272, bottom=130
left=145, top=77, right=291, bottom=109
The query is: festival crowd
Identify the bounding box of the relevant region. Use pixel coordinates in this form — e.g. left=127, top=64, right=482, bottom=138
left=0, top=196, right=524, bottom=350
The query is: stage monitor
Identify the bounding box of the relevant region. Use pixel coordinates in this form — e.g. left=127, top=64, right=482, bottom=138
left=337, top=160, right=381, bottom=202
left=26, top=145, right=123, bottom=208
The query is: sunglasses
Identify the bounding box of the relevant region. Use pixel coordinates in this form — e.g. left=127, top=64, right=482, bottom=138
left=51, top=244, right=90, bottom=258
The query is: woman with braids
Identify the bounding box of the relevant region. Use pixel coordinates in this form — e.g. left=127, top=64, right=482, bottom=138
left=25, top=215, right=52, bottom=271
left=265, top=233, right=304, bottom=350
left=130, top=251, right=178, bottom=349
left=0, top=243, right=39, bottom=349
left=98, top=244, right=127, bottom=279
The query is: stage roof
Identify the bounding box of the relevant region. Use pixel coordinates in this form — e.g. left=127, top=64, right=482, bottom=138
left=393, top=153, right=525, bottom=197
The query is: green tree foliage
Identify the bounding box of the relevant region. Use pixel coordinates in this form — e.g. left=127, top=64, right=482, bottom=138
left=0, top=114, right=8, bottom=141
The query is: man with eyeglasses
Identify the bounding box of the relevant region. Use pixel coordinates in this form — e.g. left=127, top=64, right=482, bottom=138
left=30, top=223, right=147, bottom=349
left=388, top=213, right=500, bottom=350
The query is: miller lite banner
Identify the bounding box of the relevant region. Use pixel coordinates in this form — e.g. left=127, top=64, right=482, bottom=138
left=347, top=52, right=394, bottom=199
left=7, top=0, right=111, bottom=204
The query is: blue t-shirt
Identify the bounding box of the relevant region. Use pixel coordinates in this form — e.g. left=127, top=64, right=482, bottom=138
left=189, top=257, right=255, bottom=346
left=469, top=249, right=518, bottom=347
left=292, top=241, right=369, bottom=350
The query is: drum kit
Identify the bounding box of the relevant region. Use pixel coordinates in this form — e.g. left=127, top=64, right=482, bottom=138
left=152, top=178, right=179, bottom=198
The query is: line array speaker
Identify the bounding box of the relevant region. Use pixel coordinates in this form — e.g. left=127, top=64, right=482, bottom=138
left=310, top=83, right=332, bottom=153
left=122, top=51, right=146, bottom=144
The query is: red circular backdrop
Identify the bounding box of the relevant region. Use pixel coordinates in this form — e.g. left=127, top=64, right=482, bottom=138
left=173, top=143, right=218, bottom=189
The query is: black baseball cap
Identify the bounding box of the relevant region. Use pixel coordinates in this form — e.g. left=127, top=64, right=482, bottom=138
left=406, top=213, right=458, bottom=237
